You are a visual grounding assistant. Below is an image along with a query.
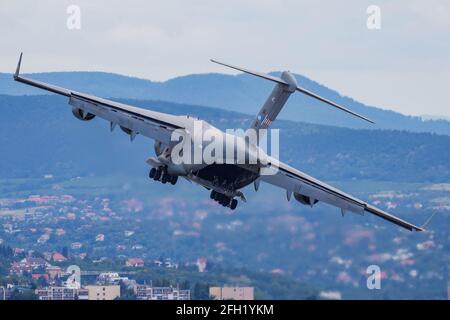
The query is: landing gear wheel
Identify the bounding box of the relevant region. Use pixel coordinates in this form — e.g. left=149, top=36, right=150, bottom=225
left=213, top=192, right=220, bottom=201
left=221, top=196, right=230, bottom=207
left=154, top=169, right=162, bottom=181
left=230, top=199, right=238, bottom=210
left=149, top=168, right=156, bottom=179
left=210, top=190, right=216, bottom=199
left=161, top=173, right=169, bottom=184
left=170, top=175, right=178, bottom=185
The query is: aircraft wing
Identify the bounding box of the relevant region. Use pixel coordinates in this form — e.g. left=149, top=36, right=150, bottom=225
left=260, top=161, right=425, bottom=232
left=13, top=53, right=184, bottom=145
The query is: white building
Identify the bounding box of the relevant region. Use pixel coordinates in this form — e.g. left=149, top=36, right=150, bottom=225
left=97, top=272, right=128, bottom=285
left=135, top=285, right=190, bottom=300
left=209, top=287, right=254, bottom=300
left=35, top=287, right=89, bottom=300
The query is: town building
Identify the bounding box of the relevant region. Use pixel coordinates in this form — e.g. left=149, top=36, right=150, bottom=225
left=46, top=266, right=62, bottom=279
left=55, top=228, right=66, bottom=236
left=319, top=290, right=342, bottom=300
left=85, top=285, right=120, bottom=300
left=32, top=274, right=49, bottom=282
left=36, top=287, right=79, bottom=300
left=196, top=257, right=207, bottom=272
left=448, top=282, right=450, bottom=300
left=36, top=286, right=119, bottom=300
left=70, top=242, right=83, bottom=250
left=209, top=287, right=254, bottom=300
left=9, top=257, right=49, bottom=275
left=77, top=288, right=89, bottom=300
left=126, top=258, right=144, bottom=267
left=97, top=272, right=128, bottom=285
left=135, top=284, right=190, bottom=300
left=52, top=252, right=67, bottom=262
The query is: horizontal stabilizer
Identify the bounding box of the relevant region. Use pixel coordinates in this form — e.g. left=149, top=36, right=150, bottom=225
left=210, top=59, right=288, bottom=86
left=211, top=59, right=374, bottom=124
left=295, top=86, right=374, bottom=123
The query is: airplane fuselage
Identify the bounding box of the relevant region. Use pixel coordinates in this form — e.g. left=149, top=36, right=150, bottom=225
left=148, top=117, right=271, bottom=202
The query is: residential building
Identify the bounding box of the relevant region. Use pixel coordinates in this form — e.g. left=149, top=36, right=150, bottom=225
left=77, top=288, right=89, bottom=300
left=196, top=257, right=207, bottom=272
left=43, top=252, right=53, bottom=261
left=24, top=257, right=49, bottom=269
left=10, top=262, right=31, bottom=275
left=46, top=266, right=62, bottom=279
left=37, top=234, right=50, bottom=244
left=0, top=286, right=6, bottom=301
left=55, top=228, right=66, bottom=236
left=209, top=287, right=254, bottom=300
left=32, top=274, right=49, bottom=282
left=85, top=285, right=120, bottom=300
left=70, top=242, right=82, bottom=250
left=36, top=287, right=77, bottom=300
left=319, top=290, right=342, bottom=300
left=97, top=272, right=128, bottom=285
left=52, top=252, right=67, bottom=262
left=135, top=285, right=190, bottom=300
left=13, top=248, right=25, bottom=255
left=124, top=230, right=135, bottom=237
left=448, top=282, right=450, bottom=300
left=126, top=258, right=144, bottom=267
left=35, top=287, right=89, bottom=300
left=9, top=257, right=49, bottom=275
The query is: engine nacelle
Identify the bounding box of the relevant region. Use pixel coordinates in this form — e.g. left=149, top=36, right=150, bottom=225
left=120, top=126, right=132, bottom=135
left=294, top=192, right=319, bottom=207
left=72, top=107, right=95, bottom=121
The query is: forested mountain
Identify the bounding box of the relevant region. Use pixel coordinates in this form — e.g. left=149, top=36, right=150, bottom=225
left=1, top=71, right=450, bottom=135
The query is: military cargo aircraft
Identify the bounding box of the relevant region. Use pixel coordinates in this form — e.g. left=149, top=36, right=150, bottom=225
left=13, top=53, right=430, bottom=231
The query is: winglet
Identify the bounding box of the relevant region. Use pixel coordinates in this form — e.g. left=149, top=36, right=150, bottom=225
left=14, top=52, right=23, bottom=79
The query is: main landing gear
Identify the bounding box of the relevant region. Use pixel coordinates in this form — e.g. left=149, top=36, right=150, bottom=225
left=149, top=167, right=178, bottom=185
left=210, top=190, right=238, bottom=210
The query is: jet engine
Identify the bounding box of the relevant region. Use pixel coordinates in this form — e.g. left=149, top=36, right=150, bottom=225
left=120, top=126, right=132, bottom=135
left=71, top=107, right=95, bottom=121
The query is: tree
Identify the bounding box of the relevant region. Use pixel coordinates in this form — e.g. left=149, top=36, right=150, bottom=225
left=37, top=276, right=48, bottom=288
left=10, top=289, right=38, bottom=300
left=118, top=280, right=135, bottom=300
left=62, top=246, right=69, bottom=259
left=180, top=280, right=191, bottom=290
left=193, top=282, right=210, bottom=300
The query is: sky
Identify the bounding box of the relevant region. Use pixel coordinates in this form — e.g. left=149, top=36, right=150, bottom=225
left=1, top=0, right=449, bottom=117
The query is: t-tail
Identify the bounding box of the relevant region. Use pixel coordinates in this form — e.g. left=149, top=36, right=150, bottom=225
left=210, top=59, right=374, bottom=131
